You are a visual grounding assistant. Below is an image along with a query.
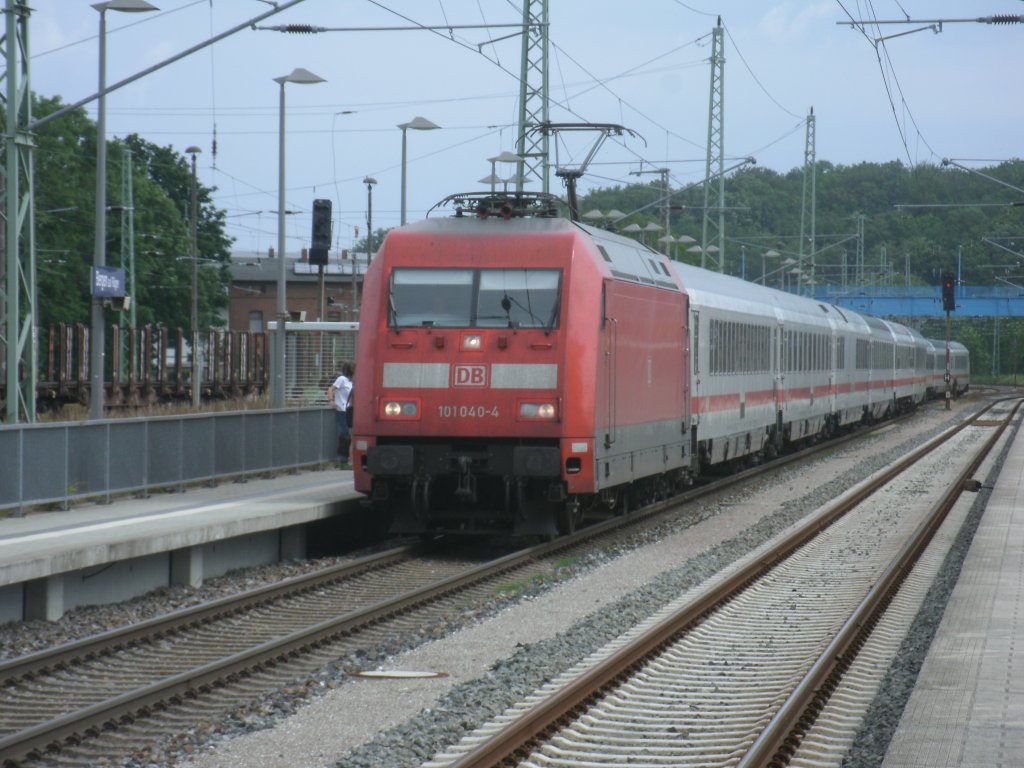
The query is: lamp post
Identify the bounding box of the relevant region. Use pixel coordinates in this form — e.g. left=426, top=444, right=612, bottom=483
left=186, top=145, right=201, bottom=408
left=273, top=67, right=325, bottom=409
left=704, top=244, right=720, bottom=271
left=398, top=116, right=439, bottom=225
left=658, top=234, right=676, bottom=258
left=780, top=257, right=796, bottom=291
left=643, top=222, right=663, bottom=248
left=485, top=150, right=522, bottom=195
left=761, top=249, right=780, bottom=286
left=678, top=234, right=697, bottom=262
left=90, top=0, right=159, bottom=421
left=359, top=176, right=377, bottom=319
left=622, top=223, right=643, bottom=242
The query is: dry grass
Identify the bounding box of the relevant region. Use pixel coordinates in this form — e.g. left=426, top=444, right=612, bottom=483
left=37, top=397, right=273, bottom=423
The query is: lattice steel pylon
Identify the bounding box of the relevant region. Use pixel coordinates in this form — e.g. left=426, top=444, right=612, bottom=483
left=1, top=0, right=36, bottom=423
left=800, top=107, right=816, bottom=290
left=515, top=0, right=549, bottom=193
left=700, top=18, right=725, bottom=271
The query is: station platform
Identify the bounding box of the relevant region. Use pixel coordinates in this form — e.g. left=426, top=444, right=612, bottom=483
left=0, top=468, right=363, bottom=623
left=882, top=418, right=1024, bottom=766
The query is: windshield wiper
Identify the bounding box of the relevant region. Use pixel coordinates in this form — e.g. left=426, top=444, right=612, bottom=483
left=543, top=292, right=561, bottom=335
left=502, top=292, right=543, bottom=326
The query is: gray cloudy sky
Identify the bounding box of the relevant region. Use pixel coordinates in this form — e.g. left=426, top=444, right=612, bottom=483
left=32, top=1, right=1023, bottom=255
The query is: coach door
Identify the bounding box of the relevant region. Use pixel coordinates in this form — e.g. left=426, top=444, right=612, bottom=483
left=690, top=308, right=701, bottom=426
left=829, top=324, right=838, bottom=415
left=602, top=280, right=618, bottom=449
left=773, top=320, right=785, bottom=449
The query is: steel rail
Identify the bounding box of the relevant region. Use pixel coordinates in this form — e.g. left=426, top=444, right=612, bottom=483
left=445, top=400, right=998, bottom=768
left=0, top=545, right=416, bottom=683
left=0, top=405, right=959, bottom=765
left=3, top=409, right=899, bottom=683
left=0, top=537, right=562, bottom=764
left=737, top=398, right=1021, bottom=768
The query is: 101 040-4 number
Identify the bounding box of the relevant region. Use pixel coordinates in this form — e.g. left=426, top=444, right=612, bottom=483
left=437, top=405, right=500, bottom=418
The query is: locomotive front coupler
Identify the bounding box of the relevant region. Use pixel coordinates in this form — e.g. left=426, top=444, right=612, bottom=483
left=453, top=455, right=478, bottom=502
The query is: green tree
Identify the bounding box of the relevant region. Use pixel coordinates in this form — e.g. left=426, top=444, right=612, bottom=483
left=29, top=95, right=232, bottom=333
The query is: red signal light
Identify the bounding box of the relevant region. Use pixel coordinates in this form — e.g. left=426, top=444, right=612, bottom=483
left=942, top=273, right=956, bottom=312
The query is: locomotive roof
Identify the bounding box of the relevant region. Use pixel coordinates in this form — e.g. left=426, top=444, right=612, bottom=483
left=576, top=222, right=681, bottom=292
left=396, top=216, right=682, bottom=292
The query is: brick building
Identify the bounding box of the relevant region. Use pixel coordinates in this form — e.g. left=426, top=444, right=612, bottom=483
left=227, top=248, right=369, bottom=332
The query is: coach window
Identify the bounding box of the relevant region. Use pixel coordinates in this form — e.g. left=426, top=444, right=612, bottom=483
left=712, top=320, right=721, bottom=373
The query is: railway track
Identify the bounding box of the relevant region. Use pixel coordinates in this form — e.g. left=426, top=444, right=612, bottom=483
left=0, top=403, right=981, bottom=767
left=425, top=398, right=1019, bottom=768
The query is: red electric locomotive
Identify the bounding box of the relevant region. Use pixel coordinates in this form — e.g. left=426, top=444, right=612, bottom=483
left=352, top=193, right=691, bottom=536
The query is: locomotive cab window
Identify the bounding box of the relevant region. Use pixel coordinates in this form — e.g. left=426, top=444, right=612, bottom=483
left=477, top=269, right=560, bottom=329
left=389, top=267, right=561, bottom=330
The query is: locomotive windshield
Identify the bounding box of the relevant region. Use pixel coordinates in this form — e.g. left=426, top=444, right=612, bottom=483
left=389, top=267, right=561, bottom=330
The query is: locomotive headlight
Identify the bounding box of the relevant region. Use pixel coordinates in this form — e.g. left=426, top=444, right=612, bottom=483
left=383, top=400, right=419, bottom=419
left=519, top=401, right=557, bottom=420
left=462, top=334, right=482, bottom=350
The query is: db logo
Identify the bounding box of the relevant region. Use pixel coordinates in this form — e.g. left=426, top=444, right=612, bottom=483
left=453, top=364, right=488, bottom=387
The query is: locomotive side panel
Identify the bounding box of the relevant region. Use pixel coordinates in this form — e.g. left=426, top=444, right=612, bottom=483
left=594, top=277, right=689, bottom=489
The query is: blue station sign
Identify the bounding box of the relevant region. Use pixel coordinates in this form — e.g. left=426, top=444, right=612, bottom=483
left=91, top=266, right=126, bottom=297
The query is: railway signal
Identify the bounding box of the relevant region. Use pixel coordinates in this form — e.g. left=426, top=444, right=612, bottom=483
left=310, top=198, right=332, bottom=265
left=942, top=273, right=956, bottom=312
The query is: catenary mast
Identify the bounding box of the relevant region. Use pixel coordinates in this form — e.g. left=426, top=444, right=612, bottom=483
left=700, top=17, right=725, bottom=271
left=516, top=0, right=549, bottom=193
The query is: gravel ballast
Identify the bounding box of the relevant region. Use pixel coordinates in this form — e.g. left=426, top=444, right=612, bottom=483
left=0, top=399, right=991, bottom=768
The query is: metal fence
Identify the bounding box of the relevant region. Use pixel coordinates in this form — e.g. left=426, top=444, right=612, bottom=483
left=0, top=407, right=338, bottom=515
left=271, top=321, right=359, bottom=406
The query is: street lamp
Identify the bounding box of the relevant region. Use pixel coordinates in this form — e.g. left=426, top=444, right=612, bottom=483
left=704, top=244, right=720, bottom=270
left=658, top=234, right=676, bottom=258
left=398, top=116, right=439, bottom=225
left=186, top=145, right=201, bottom=408
left=360, top=175, right=377, bottom=320
left=643, top=222, right=663, bottom=247
left=273, top=67, right=325, bottom=409
left=780, top=257, right=796, bottom=291
left=761, top=249, right=780, bottom=286
left=622, top=223, right=642, bottom=241
left=485, top=150, right=521, bottom=195
left=90, top=0, right=159, bottom=421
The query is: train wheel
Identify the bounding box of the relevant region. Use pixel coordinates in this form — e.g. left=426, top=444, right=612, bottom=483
left=556, top=498, right=582, bottom=535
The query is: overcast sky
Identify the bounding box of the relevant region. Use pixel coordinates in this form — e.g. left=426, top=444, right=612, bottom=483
left=31, top=0, right=1023, bottom=257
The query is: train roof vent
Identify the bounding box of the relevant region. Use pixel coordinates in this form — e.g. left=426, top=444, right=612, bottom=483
left=598, top=245, right=612, bottom=263
left=649, top=258, right=671, bottom=277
